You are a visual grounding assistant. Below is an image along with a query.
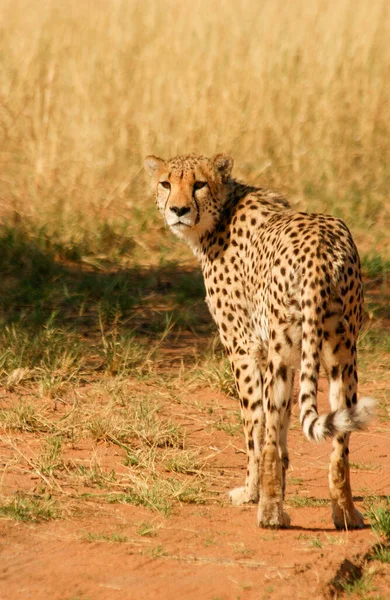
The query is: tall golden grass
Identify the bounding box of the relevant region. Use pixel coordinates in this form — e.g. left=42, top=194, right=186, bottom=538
left=0, top=0, right=389, bottom=256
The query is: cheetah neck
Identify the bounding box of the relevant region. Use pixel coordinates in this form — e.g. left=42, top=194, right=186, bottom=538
left=179, top=178, right=289, bottom=261
left=182, top=179, right=255, bottom=259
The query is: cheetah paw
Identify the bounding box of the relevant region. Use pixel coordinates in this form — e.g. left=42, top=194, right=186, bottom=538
left=333, top=507, right=365, bottom=530
left=228, top=486, right=258, bottom=506
left=257, top=505, right=291, bottom=529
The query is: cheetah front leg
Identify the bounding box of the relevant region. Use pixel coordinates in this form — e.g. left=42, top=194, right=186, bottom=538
left=228, top=355, right=264, bottom=506
left=257, top=357, right=293, bottom=528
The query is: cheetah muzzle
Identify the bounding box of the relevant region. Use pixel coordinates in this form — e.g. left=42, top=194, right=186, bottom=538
left=145, top=152, right=375, bottom=530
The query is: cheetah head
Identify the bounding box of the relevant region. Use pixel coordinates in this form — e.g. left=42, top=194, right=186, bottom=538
left=144, top=153, right=233, bottom=250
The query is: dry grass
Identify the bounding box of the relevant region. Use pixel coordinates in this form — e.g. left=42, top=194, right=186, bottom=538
left=0, top=386, right=208, bottom=519
left=0, top=0, right=389, bottom=259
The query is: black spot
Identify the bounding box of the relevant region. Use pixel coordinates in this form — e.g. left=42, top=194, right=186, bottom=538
left=308, top=418, right=316, bottom=438
left=331, top=365, right=339, bottom=380
left=276, top=365, right=287, bottom=381
left=324, top=412, right=336, bottom=437
left=300, top=393, right=310, bottom=403
left=302, top=409, right=313, bottom=424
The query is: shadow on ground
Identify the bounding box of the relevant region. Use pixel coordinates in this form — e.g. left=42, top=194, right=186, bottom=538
left=0, top=224, right=211, bottom=339
left=1, top=223, right=388, bottom=368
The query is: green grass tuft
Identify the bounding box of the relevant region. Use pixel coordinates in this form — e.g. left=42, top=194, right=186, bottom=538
left=0, top=492, right=59, bottom=522
left=366, top=498, right=390, bottom=541
left=287, top=496, right=330, bottom=508
left=83, top=531, right=128, bottom=543
left=361, top=253, right=390, bottom=280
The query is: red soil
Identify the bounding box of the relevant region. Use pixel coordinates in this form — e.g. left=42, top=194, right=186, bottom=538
left=0, top=380, right=389, bottom=600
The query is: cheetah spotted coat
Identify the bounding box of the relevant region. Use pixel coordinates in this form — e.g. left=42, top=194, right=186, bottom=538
left=145, top=153, right=374, bottom=529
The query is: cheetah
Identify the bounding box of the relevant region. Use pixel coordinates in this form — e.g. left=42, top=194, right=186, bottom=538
left=144, top=153, right=374, bottom=529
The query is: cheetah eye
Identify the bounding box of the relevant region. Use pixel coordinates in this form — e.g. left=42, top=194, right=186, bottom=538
left=160, top=181, right=171, bottom=189
left=193, top=181, right=207, bottom=191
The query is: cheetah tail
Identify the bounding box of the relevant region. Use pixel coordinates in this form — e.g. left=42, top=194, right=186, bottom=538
left=303, top=396, right=376, bottom=442
left=297, top=284, right=375, bottom=442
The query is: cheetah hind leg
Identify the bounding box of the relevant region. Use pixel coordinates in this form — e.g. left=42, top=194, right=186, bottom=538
left=330, top=434, right=364, bottom=530
left=257, top=365, right=293, bottom=527
left=257, top=445, right=291, bottom=528
left=325, top=344, right=369, bottom=530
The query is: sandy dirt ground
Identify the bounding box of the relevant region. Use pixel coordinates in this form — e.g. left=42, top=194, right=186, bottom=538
left=0, top=380, right=389, bottom=600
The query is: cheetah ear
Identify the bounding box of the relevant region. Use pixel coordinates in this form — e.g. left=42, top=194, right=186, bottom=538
left=212, top=154, right=234, bottom=181
left=144, top=155, right=166, bottom=179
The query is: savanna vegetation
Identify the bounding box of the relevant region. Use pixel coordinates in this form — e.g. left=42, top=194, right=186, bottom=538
left=0, top=1, right=389, bottom=596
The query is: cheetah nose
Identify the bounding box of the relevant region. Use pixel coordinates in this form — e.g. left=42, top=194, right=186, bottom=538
left=170, top=206, right=191, bottom=217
